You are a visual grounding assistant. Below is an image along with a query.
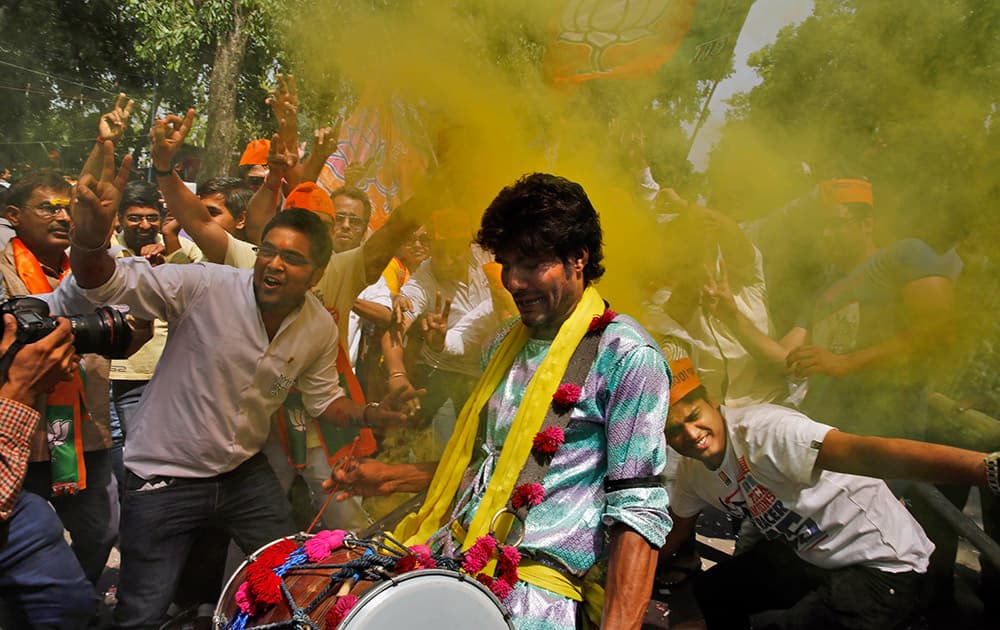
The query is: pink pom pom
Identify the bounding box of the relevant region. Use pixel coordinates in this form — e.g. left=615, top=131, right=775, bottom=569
left=489, top=577, right=513, bottom=600
left=462, top=536, right=497, bottom=574
left=511, top=482, right=545, bottom=510
left=532, top=426, right=565, bottom=456
left=552, top=383, right=582, bottom=408
left=409, top=544, right=437, bottom=569
left=305, top=529, right=347, bottom=562
left=496, top=545, right=521, bottom=586
left=325, top=594, right=359, bottom=629
left=235, top=582, right=254, bottom=614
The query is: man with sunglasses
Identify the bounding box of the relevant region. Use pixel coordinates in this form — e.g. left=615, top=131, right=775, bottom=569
left=0, top=169, right=119, bottom=589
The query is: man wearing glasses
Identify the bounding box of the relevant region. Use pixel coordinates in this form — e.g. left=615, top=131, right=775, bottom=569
left=63, top=142, right=421, bottom=629
left=0, top=169, right=118, bottom=588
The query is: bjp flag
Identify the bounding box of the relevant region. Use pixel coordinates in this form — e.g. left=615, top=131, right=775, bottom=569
left=318, top=89, right=434, bottom=230
left=544, top=0, right=698, bottom=85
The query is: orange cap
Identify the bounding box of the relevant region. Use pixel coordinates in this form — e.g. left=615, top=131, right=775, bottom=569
left=668, top=358, right=701, bottom=405
left=284, top=182, right=335, bottom=216
left=819, top=178, right=873, bottom=207
left=239, top=139, right=271, bottom=166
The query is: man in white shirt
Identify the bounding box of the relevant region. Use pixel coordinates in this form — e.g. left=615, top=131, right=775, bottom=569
left=660, top=358, right=1000, bottom=630
left=65, top=142, right=417, bottom=629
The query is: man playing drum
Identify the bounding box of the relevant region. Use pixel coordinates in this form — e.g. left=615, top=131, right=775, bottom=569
left=330, top=173, right=673, bottom=629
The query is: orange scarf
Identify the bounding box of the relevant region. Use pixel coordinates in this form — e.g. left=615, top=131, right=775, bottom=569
left=11, top=238, right=89, bottom=494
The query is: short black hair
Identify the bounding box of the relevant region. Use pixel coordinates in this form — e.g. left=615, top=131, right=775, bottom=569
left=329, top=186, right=372, bottom=223
left=261, top=208, right=333, bottom=270
left=476, top=173, right=605, bottom=285
left=119, top=181, right=163, bottom=217
left=6, top=169, right=70, bottom=210
left=198, top=176, right=252, bottom=219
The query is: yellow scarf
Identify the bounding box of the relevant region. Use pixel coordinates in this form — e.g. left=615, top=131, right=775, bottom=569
left=393, top=285, right=605, bottom=548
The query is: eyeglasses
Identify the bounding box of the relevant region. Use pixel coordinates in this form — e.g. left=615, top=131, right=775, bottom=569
left=335, top=213, right=366, bottom=229
left=256, top=243, right=312, bottom=267
left=407, top=234, right=430, bottom=245
left=124, top=213, right=161, bottom=225
left=29, top=200, right=71, bottom=220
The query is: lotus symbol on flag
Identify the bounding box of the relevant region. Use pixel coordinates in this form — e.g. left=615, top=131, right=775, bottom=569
left=557, top=0, right=670, bottom=73
left=48, top=421, right=70, bottom=449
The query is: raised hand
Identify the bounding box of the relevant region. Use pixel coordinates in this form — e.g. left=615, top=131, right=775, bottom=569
left=301, top=125, right=342, bottom=183
left=701, top=257, right=739, bottom=321
left=421, top=291, right=452, bottom=352
left=266, top=73, right=299, bottom=150
left=150, top=109, right=195, bottom=172
left=266, top=131, right=298, bottom=179
left=99, top=93, right=135, bottom=143
left=72, top=141, right=132, bottom=248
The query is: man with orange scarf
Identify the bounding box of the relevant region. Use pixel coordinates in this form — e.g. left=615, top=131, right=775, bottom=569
left=0, top=169, right=118, bottom=586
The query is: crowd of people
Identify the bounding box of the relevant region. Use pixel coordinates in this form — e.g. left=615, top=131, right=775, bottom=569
left=0, top=78, right=996, bottom=630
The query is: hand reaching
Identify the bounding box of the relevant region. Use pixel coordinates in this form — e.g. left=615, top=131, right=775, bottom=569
left=99, top=93, right=135, bottom=143
left=72, top=141, right=132, bottom=248
left=421, top=291, right=451, bottom=352
left=150, top=109, right=195, bottom=173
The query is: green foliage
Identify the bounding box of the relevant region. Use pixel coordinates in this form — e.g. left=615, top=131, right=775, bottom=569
left=708, top=0, right=999, bottom=245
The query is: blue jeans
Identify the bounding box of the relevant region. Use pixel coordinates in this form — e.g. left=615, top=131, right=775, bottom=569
left=113, top=452, right=296, bottom=629
left=110, top=380, right=148, bottom=497
left=0, top=493, right=96, bottom=629
left=23, top=448, right=119, bottom=585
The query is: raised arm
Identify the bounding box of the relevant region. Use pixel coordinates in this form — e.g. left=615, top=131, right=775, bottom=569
left=703, top=258, right=806, bottom=370
left=69, top=141, right=131, bottom=288
left=265, top=73, right=302, bottom=196
left=244, top=132, right=297, bottom=245
left=300, top=126, right=339, bottom=183
left=361, top=199, right=430, bottom=284
left=149, top=109, right=231, bottom=264
left=785, top=275, right=954, bottom=378
left=80, top=93, right=134, bottom=181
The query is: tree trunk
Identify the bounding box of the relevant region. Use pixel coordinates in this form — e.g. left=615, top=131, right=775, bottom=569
left=201, top=2, right=249, bottom=179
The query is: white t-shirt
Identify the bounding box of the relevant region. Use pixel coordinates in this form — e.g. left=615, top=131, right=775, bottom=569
left=671, top=404, right=933, bottom=573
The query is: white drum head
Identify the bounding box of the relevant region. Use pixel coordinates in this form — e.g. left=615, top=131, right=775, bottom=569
left=340, top=569, right=513, bottom=629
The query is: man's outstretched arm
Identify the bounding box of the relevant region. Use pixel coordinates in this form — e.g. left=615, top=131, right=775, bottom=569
left=150, top=109, right=232, bottom=263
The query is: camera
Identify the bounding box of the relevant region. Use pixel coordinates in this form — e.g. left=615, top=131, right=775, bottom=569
left=0, top=296, right=133, bottom=359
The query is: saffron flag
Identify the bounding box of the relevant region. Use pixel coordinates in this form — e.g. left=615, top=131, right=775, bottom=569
left=544, top=0, right=755, bottom=85
left=544, top=0, right=698, bottom=84
left=318, top=90, right=435, bottom=230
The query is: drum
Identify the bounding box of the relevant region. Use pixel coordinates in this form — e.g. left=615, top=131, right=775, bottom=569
left=213, top=534, right=513, bottom=629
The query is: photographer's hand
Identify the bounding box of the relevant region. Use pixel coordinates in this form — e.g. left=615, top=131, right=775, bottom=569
left=0, top=315, right=78, bottom=405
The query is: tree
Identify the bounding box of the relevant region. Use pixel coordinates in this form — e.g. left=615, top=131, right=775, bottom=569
left=124, top=0, right=288, bottom=178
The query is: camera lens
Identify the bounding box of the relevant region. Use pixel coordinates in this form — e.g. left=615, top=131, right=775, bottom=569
left=67, top=307, right=133, bottom=359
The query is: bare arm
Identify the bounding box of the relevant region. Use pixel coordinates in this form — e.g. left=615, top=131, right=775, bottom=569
left=657, top=510, right=698, bottom=567
left=244, top=132, right=296, bottom=245
left=602, top=525, right=659, bottom=630
left=703, top=259, right=806, bottom=369
left=815, top=429, right=987, bottom=487
left=80, top=93, right=134, bottom=181
left=149, top=109, right=230, bottom=264
left=786, top=275, right=954, bottom=378
left=322, top=458, right=437, bottom=498
left=69, top=141, right=131, bottom=288
left=353, top=299, right=392, bottom=327
left=361, top=199, right=430, bottom=284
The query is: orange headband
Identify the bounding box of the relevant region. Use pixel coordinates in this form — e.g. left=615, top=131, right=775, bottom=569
left=284, top=182, right=335, bottom=216
left=819, top=178, right=873, bottom=207
left=668, top=357, right=701, bottom=405
left=239, top=139, right=271, bottom=166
